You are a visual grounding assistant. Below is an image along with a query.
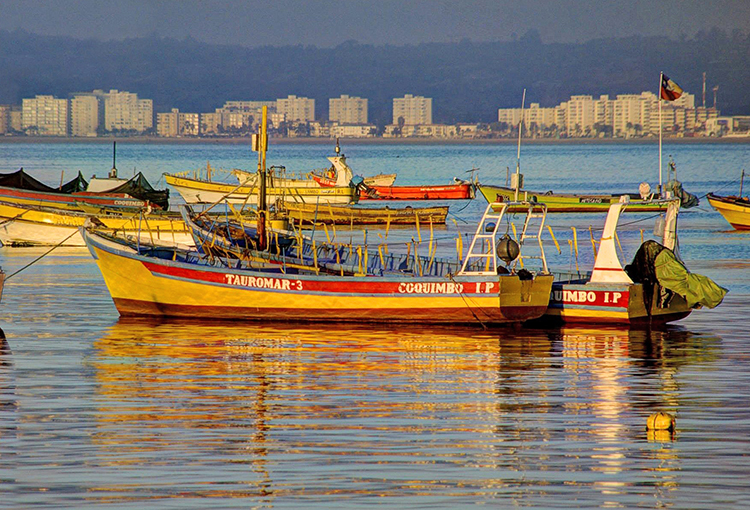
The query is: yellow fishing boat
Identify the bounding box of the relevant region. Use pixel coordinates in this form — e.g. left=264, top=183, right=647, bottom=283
left=707, top=170, right=750, bottom=229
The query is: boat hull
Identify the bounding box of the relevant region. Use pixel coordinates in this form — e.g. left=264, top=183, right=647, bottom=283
left=478, top=185, right=669, bottom=212
left=165, top=174, right=357, bottom=205
left=0, top=201, right=193, bottom=247
left=285, top=203, right=449, bottom=225
left=0, top=185, right=150, bottom=211
left=361, top=183, right=473, bottom=200
left=707, top=193, right=750, bottom=229
left=83, top=229, right=554, bottom=325
left=538, top=282, right=692, bottom=325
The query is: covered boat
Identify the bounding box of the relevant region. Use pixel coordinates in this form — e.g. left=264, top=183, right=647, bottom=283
left=540, top=198, right=726, bottom=325
left=0, top=168, right=169, bottom=211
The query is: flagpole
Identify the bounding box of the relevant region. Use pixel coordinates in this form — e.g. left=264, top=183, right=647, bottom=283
left=658, top=72, right=663, bottom=197
left=514, top=88, right=526, bottom=202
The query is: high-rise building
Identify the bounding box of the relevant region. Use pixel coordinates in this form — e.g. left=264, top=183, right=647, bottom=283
left=22, top=95, right=69, bottom=136
left=277, top=95, right=315, bottom=122
left=393, top=94, right=432, bottom=125
left=0, top=105, right=10, bottom=134
left=70, top=93, right=102, bottom=137
left=157, top=108, right=200, bottom=137
left=103, top=90, right=153, bottom=133
left=329, top=95, right=368, bottom=124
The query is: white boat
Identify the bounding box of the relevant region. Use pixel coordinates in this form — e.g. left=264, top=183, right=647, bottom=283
left=0, top=200, right=194, bottom=247
left=540, top=197, right=726, bottom=325
left=165, top=144, right=360, bottom=206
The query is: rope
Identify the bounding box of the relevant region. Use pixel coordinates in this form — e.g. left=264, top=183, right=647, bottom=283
left=5, top=229, right=80, bottom=280
left=448, top=273, right=488, bottom=330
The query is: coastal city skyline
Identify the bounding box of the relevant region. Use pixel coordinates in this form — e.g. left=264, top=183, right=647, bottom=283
left=3, top=85, right=748, bottom=140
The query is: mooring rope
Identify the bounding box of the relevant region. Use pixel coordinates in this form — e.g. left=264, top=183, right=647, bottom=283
left=5, top=229, right=80, bottom=281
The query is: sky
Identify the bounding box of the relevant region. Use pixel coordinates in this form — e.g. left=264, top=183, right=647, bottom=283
left=0, top=0, right=748, bottom=47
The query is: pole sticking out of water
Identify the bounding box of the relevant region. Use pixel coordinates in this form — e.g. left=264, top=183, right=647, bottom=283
left=514, top=88, right=526, bottom=202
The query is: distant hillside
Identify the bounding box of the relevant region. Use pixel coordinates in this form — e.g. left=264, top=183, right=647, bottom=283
left=1, top=28, right=748, bottom=124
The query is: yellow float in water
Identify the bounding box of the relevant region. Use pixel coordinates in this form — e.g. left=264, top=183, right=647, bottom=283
left=647, top=412, right=676, bottom=431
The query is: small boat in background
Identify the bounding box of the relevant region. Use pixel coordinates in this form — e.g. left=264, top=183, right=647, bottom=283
left=539, top=197, right=726, bottom=325
left=0, top=169, right=167, bottom=211
left=360, top=180, right=474, bottom=201
left=165, top=141, right=361, bottom=206
left=284, top=202, right=449, bottom=225
left=0, top=200, right=192, bottom=247
left=707, top=170, right=750, bottom=230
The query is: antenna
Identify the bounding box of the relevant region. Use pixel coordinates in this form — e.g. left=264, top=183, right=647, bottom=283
left=713, top=85, right=719, bottom=109
left=109, top=141, right=118, bottom=178
left=702, top=72, right=706, bottom=108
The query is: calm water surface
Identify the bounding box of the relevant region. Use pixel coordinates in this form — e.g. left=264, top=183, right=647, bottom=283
left=0, top=142, right=749, bottom=508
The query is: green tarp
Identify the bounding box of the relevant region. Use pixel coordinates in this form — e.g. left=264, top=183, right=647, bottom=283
left=654, top=248, right=728, bottom=309
left=625, top=240, right=727, bottom=311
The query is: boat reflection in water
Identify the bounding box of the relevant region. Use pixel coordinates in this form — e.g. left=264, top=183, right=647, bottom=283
left=89, top=319, right=720, bottom=505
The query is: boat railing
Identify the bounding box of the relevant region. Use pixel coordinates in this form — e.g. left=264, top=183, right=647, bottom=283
left=459, top=201, right=549, bottom=276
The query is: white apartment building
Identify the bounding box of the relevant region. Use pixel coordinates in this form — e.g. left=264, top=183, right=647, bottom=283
left=330, top=124, right=376, bottom=138
left=22, top=95, right=69, bottom=136
left=157, top=109, right=200, bottom=137
left=277, top=95, right=315, bottom=122
left=329, top=95, right=368, bottom=124
left=393, top=94, right=432, bottom=125
left=103, top=90, right=153, bottom=133
left=497, top=91, right=699, bottom=137
left=0, top=105, right=10, bottom=134
left=70, top=94, right=100, bottom=137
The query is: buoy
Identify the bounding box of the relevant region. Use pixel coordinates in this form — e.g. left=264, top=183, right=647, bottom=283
left=646, top=412, right=676, bottom=431
left=496, top=235, right=520, bottom=264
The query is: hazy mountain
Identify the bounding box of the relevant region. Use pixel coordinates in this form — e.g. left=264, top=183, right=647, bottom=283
left=1, top=28, right=748, bottom=125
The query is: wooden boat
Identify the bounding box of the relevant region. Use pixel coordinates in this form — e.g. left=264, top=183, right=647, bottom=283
left=539, top=198, right=727, bottom=325
left=706, top=170, right=750, bottom=229
left=166, top=143, right=360, bottom=206
left=478, top=184, right=676, bottom=213
left=284, top=202, right=449, bottom=225
left=81, top=201, right=554, bottom=325
left=179, top=205, right=297, bottom=260
left=360, top=181, right=474, bottom=201
left=0, top=168, right=170, bottom=212
left=166, top=171, right=358, bottom=206
left=0, top=200, right=193, bottom=247
left=707, top=193, right=750, bottom=230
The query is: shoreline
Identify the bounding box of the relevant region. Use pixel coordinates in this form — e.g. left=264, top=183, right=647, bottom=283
left=1, top=135, right=749, bottom=145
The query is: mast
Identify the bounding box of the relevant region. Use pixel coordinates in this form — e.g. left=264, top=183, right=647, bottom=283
left=514, top=88, right=526, bottom=202
left=110, top=141, right=118, bottom=178
left=254, top=106, right=269, bottom=250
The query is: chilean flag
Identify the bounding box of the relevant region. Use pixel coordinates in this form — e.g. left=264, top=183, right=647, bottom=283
left=661, top=74, right=683, bottom=101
